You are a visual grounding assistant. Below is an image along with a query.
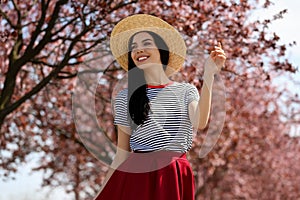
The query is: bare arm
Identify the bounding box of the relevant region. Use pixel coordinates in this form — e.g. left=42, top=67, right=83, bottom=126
left=189, top=80, right=213, bottom=130
left=189, top=42, right=226, bottom=130
left=94, top=125, right=131, bottom=198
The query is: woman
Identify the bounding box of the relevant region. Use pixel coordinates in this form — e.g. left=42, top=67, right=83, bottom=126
left=94, top=14, right=226, bottom=200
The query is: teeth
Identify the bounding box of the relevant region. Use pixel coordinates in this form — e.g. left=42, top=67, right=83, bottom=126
left=137, top=56, right=148, bottom=61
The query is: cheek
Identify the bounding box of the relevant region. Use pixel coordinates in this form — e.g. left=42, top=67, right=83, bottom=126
left=130, top=52, right=135, bottom=60
left=153, top=50, right=161, bottom=61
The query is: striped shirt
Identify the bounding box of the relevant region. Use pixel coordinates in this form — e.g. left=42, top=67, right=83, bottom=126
left=114, top=82, right=200, bottom=153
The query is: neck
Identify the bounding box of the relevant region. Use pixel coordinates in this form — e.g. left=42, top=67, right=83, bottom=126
left=143, top=64, right=171, bottom=86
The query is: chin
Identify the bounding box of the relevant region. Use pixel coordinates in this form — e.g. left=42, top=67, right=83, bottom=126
left=135, top=62, right=154, bottom=70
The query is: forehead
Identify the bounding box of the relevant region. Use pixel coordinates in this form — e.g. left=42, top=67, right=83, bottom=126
left=132, top=32, right=154, bottom=43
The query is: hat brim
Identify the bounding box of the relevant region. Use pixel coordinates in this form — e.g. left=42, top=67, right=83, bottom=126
left=110, top=14, right=186, bottom=77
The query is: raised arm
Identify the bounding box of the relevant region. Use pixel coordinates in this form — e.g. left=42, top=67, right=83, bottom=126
left=189, top=42, right=226, bottom=130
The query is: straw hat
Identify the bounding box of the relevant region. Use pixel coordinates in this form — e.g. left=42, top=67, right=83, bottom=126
left=110, top=14, right=186, bottom=76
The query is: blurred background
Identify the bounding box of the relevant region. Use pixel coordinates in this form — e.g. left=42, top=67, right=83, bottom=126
left=0, top=0, right=299, bottom=199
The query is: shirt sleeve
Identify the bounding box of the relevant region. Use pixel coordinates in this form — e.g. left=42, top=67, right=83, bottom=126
left=187, top=83, right=200, bottom=104
left=114, top=89, right=131, bottom=127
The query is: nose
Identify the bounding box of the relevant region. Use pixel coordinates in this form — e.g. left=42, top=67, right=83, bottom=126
left=132, top=47, right=144, bottom=54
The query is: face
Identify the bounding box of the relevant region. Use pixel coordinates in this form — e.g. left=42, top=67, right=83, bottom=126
left=130, top=32, right=162, bottom=69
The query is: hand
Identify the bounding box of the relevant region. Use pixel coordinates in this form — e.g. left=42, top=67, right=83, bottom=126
left=204, top=42, right=226, bottom=76
left=203, top=42, right=226, bottom=90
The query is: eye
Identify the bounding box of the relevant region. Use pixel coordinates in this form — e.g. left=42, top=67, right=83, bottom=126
left=143, top=41, right=152, bottom=46
left=130, top=44, right=137, bottom=50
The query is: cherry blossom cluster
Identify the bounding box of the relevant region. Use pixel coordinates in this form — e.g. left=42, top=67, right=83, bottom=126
left=0, top=30, right=9, bottom=42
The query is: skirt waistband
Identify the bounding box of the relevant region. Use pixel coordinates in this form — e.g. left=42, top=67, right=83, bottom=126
left=132, top=150, right=186, bottom=159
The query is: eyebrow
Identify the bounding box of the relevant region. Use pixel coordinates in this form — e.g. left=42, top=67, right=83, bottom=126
left=131, top=38, right=153, bottom=45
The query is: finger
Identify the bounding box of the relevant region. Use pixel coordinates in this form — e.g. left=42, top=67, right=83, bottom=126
left=210, top=50, right=216, bottom=57
left=214, top=46, right=224, bottom=52
left=212, top=53, right=226, bottom=60
left=213, top=54, right=225, bottom=61
left=212, top=49, right=224, bottom=54
left=216, top=54, right=227, bottom=61
left=218, top=42, right=222, bottom=49
left=214, top=49, right=225, bottom=54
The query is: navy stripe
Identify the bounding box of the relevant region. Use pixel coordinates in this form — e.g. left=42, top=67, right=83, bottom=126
left=114, top=82, right=200, bottom=153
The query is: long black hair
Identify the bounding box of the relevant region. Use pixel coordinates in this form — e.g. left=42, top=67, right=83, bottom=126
left=127, top=31, right=169, bottom=129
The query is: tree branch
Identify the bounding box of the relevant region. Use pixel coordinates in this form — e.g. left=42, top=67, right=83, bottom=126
left=51, top=16, right=79, bottom=36
left=56, top=67, right=116, bottom=79
left=8, top=0, right=23, bottom=61
left=11, top=0, right=21, bottom=25
left=25, top=0, right=48, bottom=53
left=69, top=37, right=107, bottom=59
left=0, top=18, right=92, bottom=119
left=0, top=1, right=69, bottom=117
left=30, top=59, right=58, bottom=68
left=0, top=8, right=17, bottom=29
left=0, top=0, right=24, bottom=113
left=109, top=0, right=138, bottom=13
left=22, top=0, right=68, bottom=65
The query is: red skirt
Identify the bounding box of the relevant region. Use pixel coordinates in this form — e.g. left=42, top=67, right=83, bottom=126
left=94, top=151, right=195, bottom=200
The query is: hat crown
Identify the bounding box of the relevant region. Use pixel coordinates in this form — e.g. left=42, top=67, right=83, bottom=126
left=111, top=14, right=174, bottom=36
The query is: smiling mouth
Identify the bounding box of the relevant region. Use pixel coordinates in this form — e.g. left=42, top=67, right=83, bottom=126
left=137, top=56, right=149, bottom=62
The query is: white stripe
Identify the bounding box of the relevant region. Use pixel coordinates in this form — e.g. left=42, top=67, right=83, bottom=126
left=114, top=82, right=200, bottom=153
